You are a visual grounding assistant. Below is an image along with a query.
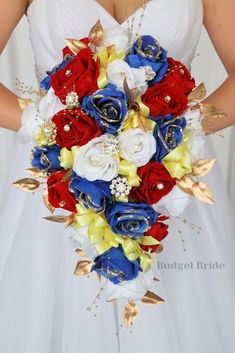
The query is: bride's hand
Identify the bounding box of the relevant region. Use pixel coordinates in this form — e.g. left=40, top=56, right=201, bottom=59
left=202, top=0, right=235, bottom=133
left=0, top=0, right=31, bottom=131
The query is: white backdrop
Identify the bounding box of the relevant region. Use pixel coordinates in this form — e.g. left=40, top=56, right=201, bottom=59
left=0, top=17, right=235, bottom=208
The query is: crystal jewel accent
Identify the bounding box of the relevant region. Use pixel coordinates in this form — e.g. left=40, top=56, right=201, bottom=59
left=40, top=120, right=57, bottom=144
left=140, top=65, right=156, bottom=81
left=102, top=135, right=120, bottom=156
left=66, top=91, right=80, bottom=109
left=110, top=177, right=132, bottom=198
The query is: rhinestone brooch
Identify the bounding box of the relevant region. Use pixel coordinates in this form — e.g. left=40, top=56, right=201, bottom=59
left=102, top=135, right=120, bottom=156
left=140, top=65, right=156, bottom=81
left=110, top=177, right=132, bottom=199
left=66, top=91, right=80, bottom=109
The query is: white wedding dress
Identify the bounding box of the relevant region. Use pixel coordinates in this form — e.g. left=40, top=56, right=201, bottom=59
left=0, top=1, right=235, bottom=352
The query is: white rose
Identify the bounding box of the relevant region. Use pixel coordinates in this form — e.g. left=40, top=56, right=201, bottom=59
left=105, top=269, right=155, bottom=301
left=73, top=135, right=120, bottom=182
left=107, top=59, right=148, bottom=96
left=68, top=227, right=97, bottom=259
left=153, top=185, right=191, bottom=216
left=17, top=87, right=65, bottom=143
left=119, top=128, right=156, bottom=167
left=103, top=26, right=129, bottom=52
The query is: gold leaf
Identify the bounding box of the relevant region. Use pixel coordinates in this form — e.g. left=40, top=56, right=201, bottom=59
left=66, top=38, right=87, bottom=55
left=155, top=243, right=164, bottom=253
left=192, top=182, right=214, bottom=204
left=123, top=301, right=138, bottom=328
left=42, top=189, right=55, bottom=214
left=65, top=214, right=76, bottom=228
left=13, top=178, right=40, bottom=192
left=188, top=83, right=207, bottom=102
left=192, top=159, right=216, bottom=177
left=17, top=97, right=32, bottom=111
left=176, top=175, right=195, bottom=196
left=26, top=167, right=48, bottom=179
left=88, top=20, right=104, bottom=47
left=43, top=215, right=68, bottom=223
left=75, top=248, right=87, bottom=258
left=141, top=291, right=165, bottom=305
left=96, top=273, right=102, bottom=282
left=154, top=277, right=160, bottom=282
left=201, top=103, right=227, bottom=119
left=74, top=260, right=93, bottom=276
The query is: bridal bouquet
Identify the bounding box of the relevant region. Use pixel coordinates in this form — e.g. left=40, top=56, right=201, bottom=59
left=15, top=21, right=217, bottom=327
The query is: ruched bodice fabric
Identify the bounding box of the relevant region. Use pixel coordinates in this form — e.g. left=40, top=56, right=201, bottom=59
left=27, top=0, right=203, bottom=82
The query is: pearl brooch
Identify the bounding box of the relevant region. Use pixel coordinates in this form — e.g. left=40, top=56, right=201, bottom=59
left=140, top=65, right=156, bottom=81
left=66, top=91, right=80, bottom=109
left=110, top=177, right=132, bottom=198
left=102, top=135, right=120, bottom=156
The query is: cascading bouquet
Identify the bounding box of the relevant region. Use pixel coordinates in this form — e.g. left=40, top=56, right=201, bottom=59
left=15, top=20, right=221, bottom=327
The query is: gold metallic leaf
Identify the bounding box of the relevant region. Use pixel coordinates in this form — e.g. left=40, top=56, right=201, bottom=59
left=192, top=182, right=214, bottom=204
left=201, top=103, right=227, bottom=119
left=42, top=189, right=55, bottom=214
left=65, top=214, right=76, bottom=228
left=155, top=243, right=164, bottom=253
left=188, top=83, right=207, bottom=102
left=123, top=301, right=139, bottom=329
left=176, top=176, right=195, bottom=196
left=74, top=260, right=93, bottom=276
left=13, top=178, right=40, bottom=192
left=192, top=159, right=216, bottom=177
left=89, top=20, right=104, bottom=47
left=141, top=291, right=165, bottom=305
left=75, top=248, right=87, bottom=258
left=17, top=97, right=32, bottom=111
left=43, top=215, right=68, bottom=223
left=26, top=167, right=48, bottom=179
left=66, top=38, right=88, bottom=55
left=96, top=273, right=102, bottom=282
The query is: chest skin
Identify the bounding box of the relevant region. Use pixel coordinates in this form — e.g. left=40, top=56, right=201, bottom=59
left=96, top=0, right=148, bottom=25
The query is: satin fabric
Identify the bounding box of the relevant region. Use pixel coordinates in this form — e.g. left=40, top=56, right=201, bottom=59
left=0, top=1, right=235, bottom=353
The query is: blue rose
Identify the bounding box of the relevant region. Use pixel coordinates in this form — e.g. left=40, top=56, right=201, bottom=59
left=70, top=172, right=111, bottom=213
left=126, top=36, right=168, bottom=84
left=106, top=202, right=158, bottom=238
left=31, top=145, right=61, bottom=172
left=40, top=56, right=73, bottom=91
left=82, top=84, right=128, bottom=134
left=92, top=246, right=141, bottom=284
left=152, top=114, right=187, bottom=162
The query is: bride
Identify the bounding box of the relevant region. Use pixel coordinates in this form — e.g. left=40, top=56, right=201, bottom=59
left=0, top=0, right=235, bottom=352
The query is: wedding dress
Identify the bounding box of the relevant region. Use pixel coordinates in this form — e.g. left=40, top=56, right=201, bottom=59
left=0, top=1, right=235, bottom=352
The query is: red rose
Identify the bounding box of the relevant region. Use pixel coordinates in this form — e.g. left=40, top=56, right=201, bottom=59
left=142, top=74, right=188, bottom=117
left=51, top=48, right=99, bottom=104
left=130, top=162, right=176, bottom=204
left=47, top=171, right=76, bottom=212
left=167, top=57, right=196, bottom=95
left=52, top=108, right=102, bottom=149
left=141, top=216, right=169, bottom=253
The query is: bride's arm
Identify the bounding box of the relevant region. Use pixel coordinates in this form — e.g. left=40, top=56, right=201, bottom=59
left=203, top=0, right=235, bottom=133
left=0, top=0, right=31, bottom=131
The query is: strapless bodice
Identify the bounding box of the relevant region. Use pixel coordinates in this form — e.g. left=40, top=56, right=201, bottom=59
left=27, top=0, right=203, bottom=82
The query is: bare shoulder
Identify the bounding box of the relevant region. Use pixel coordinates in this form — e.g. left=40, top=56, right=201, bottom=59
left=0, top=0, right=29, bottom=53
left=202, top=0, right=235, bottom=73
